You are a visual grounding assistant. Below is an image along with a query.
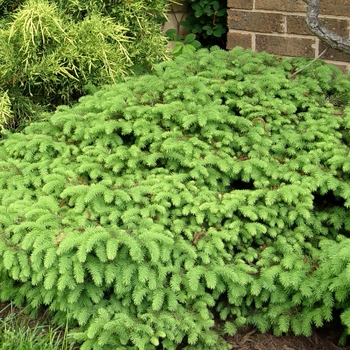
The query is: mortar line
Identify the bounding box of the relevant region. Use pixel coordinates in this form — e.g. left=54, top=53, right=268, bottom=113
left=228, top=8, right=350, bottom=21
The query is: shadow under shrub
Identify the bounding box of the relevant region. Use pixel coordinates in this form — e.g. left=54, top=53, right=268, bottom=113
left=1, top=47, right=350, bottom=349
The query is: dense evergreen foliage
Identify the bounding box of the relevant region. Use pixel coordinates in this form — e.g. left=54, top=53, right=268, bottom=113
left=1, top=47, right=350, bottom=349
left=0, top=0, right=168, bottom=130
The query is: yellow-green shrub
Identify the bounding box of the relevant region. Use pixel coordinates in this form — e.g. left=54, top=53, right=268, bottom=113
left=0, top=0, right=168, bottom=130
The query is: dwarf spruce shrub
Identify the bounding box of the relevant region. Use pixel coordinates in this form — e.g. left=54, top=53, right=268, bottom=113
left=1, top=47, right=350, bottom=349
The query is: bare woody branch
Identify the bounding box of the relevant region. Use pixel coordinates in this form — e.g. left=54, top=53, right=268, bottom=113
left=304, top=0, right=350, bottom=55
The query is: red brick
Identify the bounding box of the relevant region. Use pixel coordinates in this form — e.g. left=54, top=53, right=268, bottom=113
left=320, top=1, right=350, bottom=16
left=256, top=35, right=315, bottom=57
left=287, top=15, right=311, bottom=35
left=319, top=41, right=350, bottom=63
left=227, top=32, right=252, bottom=50
left=255, top=0, right=306, bottom=12
left=323, top=62, right=350, bottom=74
left=287, top=16, right=349, bottom=37
left=228, top=10, right=285, bottom=33
left=227, top=0, right=253, bottom=10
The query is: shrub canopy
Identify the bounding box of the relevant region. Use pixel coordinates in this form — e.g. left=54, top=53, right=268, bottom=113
left=0, top=0, right=168, bottom=130
left=1, top=47, right=350, bottom=349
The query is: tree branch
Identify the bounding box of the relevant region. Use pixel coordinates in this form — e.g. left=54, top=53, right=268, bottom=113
left=304, top=0, right=350, bottom=55
left=288, top=47, right=328, bottom=79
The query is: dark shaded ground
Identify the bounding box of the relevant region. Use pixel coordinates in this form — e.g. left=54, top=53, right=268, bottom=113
left=1, top=302, right=349, bottom=349
left=224, top=325, right=350, bottom=350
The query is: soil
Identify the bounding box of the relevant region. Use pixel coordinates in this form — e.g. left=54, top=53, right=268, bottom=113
left=2, top=302, right=350, bottom=349
left=224, top=325, right=350, bottom=350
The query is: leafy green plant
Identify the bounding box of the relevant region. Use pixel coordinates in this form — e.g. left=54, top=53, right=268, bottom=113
left=0, top=0, right=168, bottom=131
left=166, top=28, right=201, bottom=56
left=180, top=0, right=227, bottom=47
left=1, top=47, right=350, bottom=349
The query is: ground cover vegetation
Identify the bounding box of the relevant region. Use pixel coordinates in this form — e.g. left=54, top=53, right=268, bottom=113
left=0, top=301, right=76, bottom=349
left=1, top=47, right=350, bottom=349
left=0, top=0, right=168, bottom=131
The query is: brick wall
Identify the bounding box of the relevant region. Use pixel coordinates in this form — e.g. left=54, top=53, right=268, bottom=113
left=227, top=0, right=350, bottom=72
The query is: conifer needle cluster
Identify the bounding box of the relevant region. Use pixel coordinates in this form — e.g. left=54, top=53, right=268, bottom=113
left=1, top=47, right=350, bottom=348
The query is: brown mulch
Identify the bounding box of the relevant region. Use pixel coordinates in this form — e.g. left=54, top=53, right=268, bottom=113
left=225, top=326, right=350, bottom=350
